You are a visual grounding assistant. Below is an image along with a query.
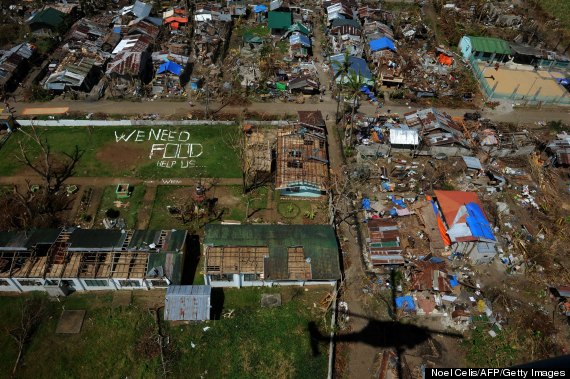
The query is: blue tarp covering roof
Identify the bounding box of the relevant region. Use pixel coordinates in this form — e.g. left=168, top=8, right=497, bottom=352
left=465, top=202, right=495, bottom=241
left=330, top=54, right=373, bottom=82
left=157, top=60, right=183, bottom=76
left=395, top=296, right=416, bottom=311
left=362, top=198, right=371, bottom=211
left=289, top=33, right=311, bottom=47
left=254, top=4, right=268, bottom=12
left=369, top=37, right=396, bottom=52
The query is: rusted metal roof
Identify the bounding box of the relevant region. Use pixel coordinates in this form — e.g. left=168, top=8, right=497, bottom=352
left=164, top=285, right=211, bottom=321
left=366, top=218, right=404, bottom=265
left=106, top=51, right=145, bottom=77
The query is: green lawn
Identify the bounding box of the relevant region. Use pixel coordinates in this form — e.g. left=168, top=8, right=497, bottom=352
left=0, top=293, right=160, bottom=379
left=94, top=185, right=146, bottom=228
left=0, top=125, right=241, bottom=179
left=0, top=287, right=331, bottom=379
left=168, top=287, right=330, bottom=379
left=236, top=24, right=270, bottom=38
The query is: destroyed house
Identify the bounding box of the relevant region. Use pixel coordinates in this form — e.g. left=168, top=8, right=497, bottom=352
left=365, top=218, right=404, bottom=266
left=297, top=111, right=326, bottom=134
left=44, top=56, right=99, bottom=92
left=0, top=43, right=36, bottom=93
left=203, top=224, right=340, bottom=287
left=410, top=260, right=453, bottom=292
left=128, top=19, right=160, bottom=40
left=547, top=134, right=570, bottom=166
left=330, top=54, right=374, bottom=86
left=434, top=190, right=497, bottom=264
left=459, top=36, right=512, bottom=63
left=0, top=228, right=187, bottom=293
left=404, top=108, right=466, bottom=147
left=276, top=127, right=329, bottom=198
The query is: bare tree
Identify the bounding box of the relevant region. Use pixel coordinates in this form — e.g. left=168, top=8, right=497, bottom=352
left=0, top=125, right=84, bottom=229
left=222, top=124, right=272, bottom=194
left=8, top=297, right=46, bottom=376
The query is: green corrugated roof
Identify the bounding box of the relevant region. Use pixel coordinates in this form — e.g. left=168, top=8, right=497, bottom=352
left=204, top=224, right=341, bottom=280
left=147, top=252, right=183, bottom=284
left=288, top=22, right=310, bottom=35
left=469, top=36, right=512, bottom=55
left=268, top=11, right=292, bottom=30
left=28, top=8, right=66, bottom=28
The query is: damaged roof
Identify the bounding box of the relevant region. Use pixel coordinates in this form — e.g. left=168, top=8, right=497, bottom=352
left=204, top=224, right=340, bottom=280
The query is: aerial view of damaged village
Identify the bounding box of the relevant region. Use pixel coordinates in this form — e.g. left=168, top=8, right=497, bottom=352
left=0, top=0, right=570, bottom=377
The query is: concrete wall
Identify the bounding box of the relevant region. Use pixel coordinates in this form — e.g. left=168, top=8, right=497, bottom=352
left=205, top=273, right=336, bottom=288
left=16, top=120, right=292, bottom=127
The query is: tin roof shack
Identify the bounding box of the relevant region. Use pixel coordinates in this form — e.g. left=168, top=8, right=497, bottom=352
left=203, top=224, right=341, bottom=287
left=404, top=108, right=471, bottom=156
left=329, top=19, right=362, bottom=56
left=546, top=134, right=570, bottom=167
left=433, top=190, right=497, bottom=265
left=289, top=33, right=312, bottom=59
left=276, top=126, right=329, bottom=198
left=0, top=43, right=36, bottom=93
left=44, top=55, right=100, bottom=93
left=0, top=228, right=187, bottom=293
left=410, top=259, right=453, bottom=293
left=365, top=218, right=404, bottom=267
left=65, top=17, right=116, bottom=58
left=107, top=35, right=153, bottom=87
left=164, top=285, right=211, bottom=321
left=288, top=76, right=320, bottom=95
left=27, top=7, right=69, bottom=36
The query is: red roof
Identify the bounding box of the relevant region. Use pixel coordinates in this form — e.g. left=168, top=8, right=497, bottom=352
left=433, top=190, right=485, bottom=226
left=164, top=16, right=188, bottom=24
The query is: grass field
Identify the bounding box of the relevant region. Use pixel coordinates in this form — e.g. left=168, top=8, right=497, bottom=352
left=93, top=185, right=146, bottom=228
left=539, top=0, right=570, bottom=29
left=0, top=287, right=330, bottom=379
left=0, top=125, right=241, bottom=179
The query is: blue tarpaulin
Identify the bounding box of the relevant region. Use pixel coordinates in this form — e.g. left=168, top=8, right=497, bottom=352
left=254, top=4, right=268, bottom=12
left=362, top=198, right=371, bottom=211
left=390, top=196, right=406, bottom=208
left=429, top=257, right=444, bottom=264
left=449, top=275, right=459, bottom=288
left=157, top=60, right=183, bottom=76
left=395, top=296, right=416, bottom=311
left=465, top=202, right=495, bottom=241
left=369, top=37, right=396, bottom=52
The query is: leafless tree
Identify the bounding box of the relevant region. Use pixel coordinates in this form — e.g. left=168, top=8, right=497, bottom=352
left=8, top=297, right=46, bottom=376
left=222, top=124, right=272, bottom=194
left=0, top=125, right=84, bottom=229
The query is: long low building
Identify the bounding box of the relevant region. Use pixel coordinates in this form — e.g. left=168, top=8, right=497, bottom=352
left=203, top=224, right=341, bottom=287
left=0, top=228, right=187, bottom=293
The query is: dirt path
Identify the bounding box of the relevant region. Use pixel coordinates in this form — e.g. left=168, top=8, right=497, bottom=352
left=0, top=176, right=243, bottom=187
left=137, top=184, right=157, bottom=229
left=8, top=98, right=570, bottom=124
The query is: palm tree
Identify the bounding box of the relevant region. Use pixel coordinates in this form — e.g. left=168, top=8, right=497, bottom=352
left=342, top=71, right=367, bottom=145
left=331, top=51, right=352, bottom=123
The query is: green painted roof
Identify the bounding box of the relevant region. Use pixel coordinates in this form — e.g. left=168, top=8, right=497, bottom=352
left=204, top=224, right=341, bottom=280
left=147, top=252, right=184, bottom=284
left=468, top=36, right=512, bottom=55
left=288, top=22, right=310, bottom=35
left=28, top=8, right=66, bottom=28
left=268, top=11, right=292, bottom=30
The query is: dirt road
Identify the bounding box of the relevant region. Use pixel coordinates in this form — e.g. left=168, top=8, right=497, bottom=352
left=9, top=97, right=570, bottom=124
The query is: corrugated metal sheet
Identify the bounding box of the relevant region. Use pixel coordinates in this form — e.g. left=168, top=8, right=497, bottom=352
left=165, top=285, right=211, bottom=321
left=389, top=129, right=418, bottom=145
